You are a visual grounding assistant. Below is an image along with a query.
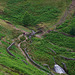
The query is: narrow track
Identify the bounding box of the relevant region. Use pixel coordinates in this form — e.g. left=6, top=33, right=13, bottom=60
left=37, top=0, right=75, bottom=37
left=55, top=0, right=75, bottom=27
left=17, top=34, right=52, bottom=75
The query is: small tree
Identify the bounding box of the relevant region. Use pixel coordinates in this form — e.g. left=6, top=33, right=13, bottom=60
left=22, top=11, right=36, bottom=26
left=70, top=27, right=75, bottom=36
left=22, top=11, right=31, bottom=26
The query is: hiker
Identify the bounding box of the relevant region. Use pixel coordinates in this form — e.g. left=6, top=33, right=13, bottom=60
left=23, top=33, right=26, bottom=36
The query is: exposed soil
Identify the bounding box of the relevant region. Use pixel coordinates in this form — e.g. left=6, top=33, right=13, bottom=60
left=17, top=34, right=36, bottom=67
left=0, top=41, right=2, bottom=45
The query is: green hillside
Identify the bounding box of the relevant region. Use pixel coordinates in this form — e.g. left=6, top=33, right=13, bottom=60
left=0, top=0, right=75, bottom=75
left=0, top=0, right=71, bottom=27
left=0, top=19, right=47, bottom=75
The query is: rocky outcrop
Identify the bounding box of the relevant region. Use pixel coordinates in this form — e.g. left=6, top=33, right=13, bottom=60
left=54, top=64, right=66, bottom=74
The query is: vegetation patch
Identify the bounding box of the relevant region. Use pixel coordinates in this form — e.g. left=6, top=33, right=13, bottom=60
left=22, top=36, right=75, bottom=75
left=0, top=0, right=71, bottom=27
left=57, top=16, right=75, bottom=35
left=45, top=31, right=75, bottom=50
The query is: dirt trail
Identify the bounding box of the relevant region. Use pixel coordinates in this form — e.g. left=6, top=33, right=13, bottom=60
left=37, top=0, right=75, bottom=38
left=18, top=34, right=23, bottom=41
left=0, top=41, right=2, bottom=45
left=55, top=0, right=75, bottom=27
left=17, top=34, right=36, bottom=67
left=17, top=34, right=51, bottom=75
left=17, top=34, right=27, bottom=57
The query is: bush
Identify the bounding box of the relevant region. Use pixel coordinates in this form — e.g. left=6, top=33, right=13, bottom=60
left=70, top=27, right=75, bottom=36
left=22, top=11, right=35, bottom=26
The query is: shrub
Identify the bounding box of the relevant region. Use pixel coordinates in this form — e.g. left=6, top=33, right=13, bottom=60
left=70, top=27, right=75, bottom=36
left=22, top=11, right=35, bottom=26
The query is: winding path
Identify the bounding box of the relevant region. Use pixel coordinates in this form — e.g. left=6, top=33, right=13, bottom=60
left=17, top=35, right=31, bottom=63
left=17, top=34, right=52, bottom=75
left=7, top=34, right=51, bottom=74
left=37, top=0, right=75, bottom=37
left=55, top=0, right=75, bottom=27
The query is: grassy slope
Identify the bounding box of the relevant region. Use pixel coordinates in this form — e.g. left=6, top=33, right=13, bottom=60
left=20, top=1, right=75, bottom=74
left=0, top=0, right=71, bottom=29
left=57, top=16, right=75, bottom=34
left=23, top=34, right=75, bottom=75
left=45, top=31, right=75, bottom=50
left=0, top=20, right=47, bottom=75
left=0, top=0, right=74, bottom=75
left=41, top=17, right=75, bottom=75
